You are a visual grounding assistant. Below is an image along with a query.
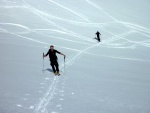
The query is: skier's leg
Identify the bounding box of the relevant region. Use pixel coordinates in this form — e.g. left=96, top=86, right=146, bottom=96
left=97, top=36, right=100, bottom=42
left=51, top=62, right=56, bottom=73
left=55, top=62, right=59, bottom=72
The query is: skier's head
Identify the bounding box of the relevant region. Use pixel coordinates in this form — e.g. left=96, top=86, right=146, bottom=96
left=50, top=45, right=54, bottom=50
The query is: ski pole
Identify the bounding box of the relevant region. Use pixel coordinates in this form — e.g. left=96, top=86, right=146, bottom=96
left=64, top=56, right=65, bottom=65
left=64, top=56, right=66, bottom=71
left=43, top=52, right=44, bottom=68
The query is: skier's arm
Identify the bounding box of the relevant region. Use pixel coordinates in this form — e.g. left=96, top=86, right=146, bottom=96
left=44, top=50, right=49, bottom=57
left=56, top=50, right=66, bottom=57
left=60, top=52, right=66, bottom=57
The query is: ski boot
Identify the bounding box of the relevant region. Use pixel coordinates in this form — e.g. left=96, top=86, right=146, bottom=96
left=54, top=72, right=57, bottom=76
left=57, top=71, right=60, bottom=76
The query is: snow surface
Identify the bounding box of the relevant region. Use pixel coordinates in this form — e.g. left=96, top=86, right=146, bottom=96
left=0, top=0, right=150, bottom=113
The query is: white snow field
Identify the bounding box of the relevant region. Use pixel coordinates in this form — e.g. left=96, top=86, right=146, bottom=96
left=0, top=0, right=150, bottom=113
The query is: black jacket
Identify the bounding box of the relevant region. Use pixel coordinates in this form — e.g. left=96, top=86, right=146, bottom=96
left=45, top=49, right=60, bottom=62
left=96, top=32, right=101, bottom=36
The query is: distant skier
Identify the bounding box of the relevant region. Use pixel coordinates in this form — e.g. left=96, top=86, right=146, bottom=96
left=95, top=31, right=101, bottom=42
left=43, top=45, right=66, bottom=75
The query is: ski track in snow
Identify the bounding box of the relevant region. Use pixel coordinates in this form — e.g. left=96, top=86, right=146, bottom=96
left=34, top=76, right=58, bottom=113
left=85, top=0, right=118, bottom=21
left=1, top=12, right=150, bottom=49
left=22, top=0, right=94, bottom=43
left=1, top=24, right=150, bottom=62
left=1, top=1, right=150, bottom=113
left=0, top=22, right=93, bottom=45
left=47, top=0, right=90, bottom=22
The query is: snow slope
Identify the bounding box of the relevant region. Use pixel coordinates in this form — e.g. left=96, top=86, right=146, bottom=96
left=0, top=0, right=150, bottom=113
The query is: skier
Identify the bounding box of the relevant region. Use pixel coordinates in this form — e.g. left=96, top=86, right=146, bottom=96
left=95, top=31, right=101, bottom=42
left=43, top=45, right=66, bottom=75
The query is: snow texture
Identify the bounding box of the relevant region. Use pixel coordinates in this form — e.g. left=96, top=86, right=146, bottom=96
left=0, top=0, right=150, bottom=113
